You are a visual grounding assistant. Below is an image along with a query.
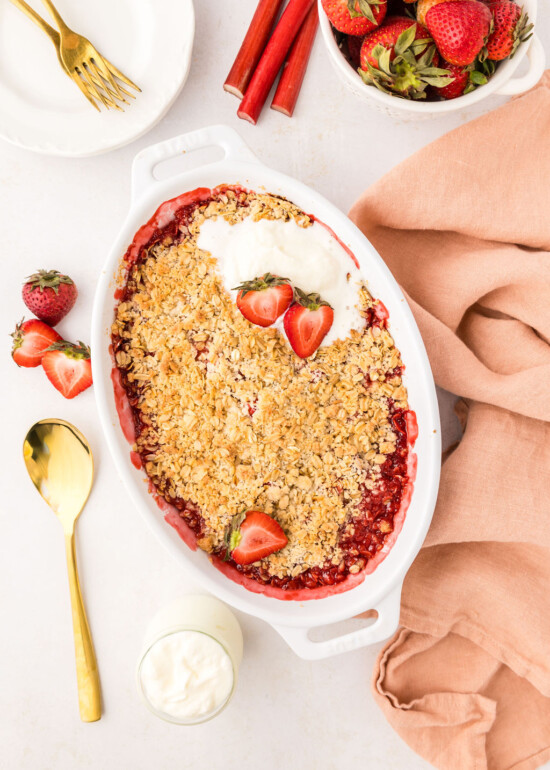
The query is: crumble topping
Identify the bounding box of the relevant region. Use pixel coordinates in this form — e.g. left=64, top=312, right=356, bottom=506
left=112, top=189, right=409, bottom=583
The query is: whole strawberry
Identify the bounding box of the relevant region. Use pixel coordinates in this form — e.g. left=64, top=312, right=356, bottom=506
left=426, top=0, right=492, bottom=66
left=321, top=0, right=387, bottom=36
left=359, top=18, right=454, bottom=99
left=486, top=2, right=533, bottom=60
left=434, top=62, right=488, bottom=98
left=417, top=0, right=476, bottom=26
left=22, top=269, right=78, bottom=326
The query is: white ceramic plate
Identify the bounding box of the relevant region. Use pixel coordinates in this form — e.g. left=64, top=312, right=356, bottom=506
left=0, top=0, right=195, bottom=157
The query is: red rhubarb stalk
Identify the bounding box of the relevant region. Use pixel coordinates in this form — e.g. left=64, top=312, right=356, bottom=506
left=224, top=0, right=286, bottom=99
left=238, top=0, right=315, bottom=125
left=271, top=3, right=318, bottom=117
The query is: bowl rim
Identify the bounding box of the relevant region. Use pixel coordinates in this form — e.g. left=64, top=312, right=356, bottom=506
left=317, top=0, right=538, bottom=114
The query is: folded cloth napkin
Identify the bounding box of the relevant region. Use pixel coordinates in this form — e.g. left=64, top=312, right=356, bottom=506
left=348, top=73, right=550, bottom=770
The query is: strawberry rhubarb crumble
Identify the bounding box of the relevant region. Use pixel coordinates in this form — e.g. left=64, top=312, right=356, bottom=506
left=112, top=186, right=415, bottom=596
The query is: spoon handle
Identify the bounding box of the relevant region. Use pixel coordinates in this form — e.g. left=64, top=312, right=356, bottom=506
left=64, top=532, right=101, bottom=722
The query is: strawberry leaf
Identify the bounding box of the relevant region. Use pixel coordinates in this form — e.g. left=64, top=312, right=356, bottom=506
left=233, top=272, right=291, bottom=297
left=470, top=70, right=487, bottom=85
left=477, top=58, right=495, bottom=76
left=347, top=0, right=374, bottom=23
left=361, top=24, right=452, bottom=100
left=25, top=269, right=74, bottom=295
left=410, top=37, right=433, bottom=54
left=45, top=340, right=91, bottom=359
left=416, top=44, right=436, bottom=68
left=394, top=24, right=417, bottom=56
left=293, top=288, right=332, bottom=310
left=511, top=11, right=534, bottom=57
left=372, top=77, right=392, bottom=94
left=378, top=47, right=393, bottom=77
left=358, top=66, right=374, bottom=84
left=422, top=74, right=455, bottom=86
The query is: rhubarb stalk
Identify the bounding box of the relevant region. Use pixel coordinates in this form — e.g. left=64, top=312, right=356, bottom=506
left=271, top=4, right=318, bottom=117
left=224, top=0, right=286, bottom=99
left=238, top=0, right=315, bottom=125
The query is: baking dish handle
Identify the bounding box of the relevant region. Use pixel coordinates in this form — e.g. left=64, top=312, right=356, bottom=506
left=131, top=125, right=261, bottom=202
left=495, top=35, right=545, bottom=97
left=272, top=584, right=402, bottom=660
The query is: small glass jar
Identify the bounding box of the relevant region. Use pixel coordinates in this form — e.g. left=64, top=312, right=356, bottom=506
left=136, top=594, right=243, bottom=725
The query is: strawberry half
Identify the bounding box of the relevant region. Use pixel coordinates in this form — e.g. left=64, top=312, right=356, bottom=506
left=321, top=0, right=388, bottom=36
left=225, top=511, right=288, bottom=566
left=485, top=2, right=533, bottom=61
left=11, top=318, right=62, bottom=368
left=359, top=18, right=454, bottom=99
left=22, top=269, right=78, bottom=327
left=234, top=273, right=293, bottom=327
left=426, top=0, right=492, bottom=66
left=41, top=340, right=93, bottom=399
left=283, top=288, right=334, bottom=359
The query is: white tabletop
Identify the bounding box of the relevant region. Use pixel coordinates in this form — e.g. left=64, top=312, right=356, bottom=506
left=2, top=2, right=549, bottom=768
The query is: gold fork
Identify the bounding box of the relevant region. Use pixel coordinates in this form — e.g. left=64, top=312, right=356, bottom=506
left=9, top=0, right=140, bottom=111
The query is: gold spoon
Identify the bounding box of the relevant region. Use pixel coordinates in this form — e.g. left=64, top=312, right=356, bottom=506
left=23, top=419, right=101, bottom=722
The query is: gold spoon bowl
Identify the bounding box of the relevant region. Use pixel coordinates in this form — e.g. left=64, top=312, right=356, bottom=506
left=23, top=419, right=101, bottom=722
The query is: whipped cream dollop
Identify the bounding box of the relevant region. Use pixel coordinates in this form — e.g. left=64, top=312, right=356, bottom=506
left=197, top=216, right=366, bottom=347
left=139, top=630, right=234, bottom=721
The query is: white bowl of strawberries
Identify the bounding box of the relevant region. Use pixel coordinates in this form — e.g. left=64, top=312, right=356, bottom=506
left=318, top=0, right=544, bottom=117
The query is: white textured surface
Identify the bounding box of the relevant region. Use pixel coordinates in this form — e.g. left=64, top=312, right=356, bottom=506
left=0, top=1, right=549, bottom=768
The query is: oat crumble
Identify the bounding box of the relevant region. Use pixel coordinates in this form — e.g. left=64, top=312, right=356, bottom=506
left=112, top=187, right=410, bottom=590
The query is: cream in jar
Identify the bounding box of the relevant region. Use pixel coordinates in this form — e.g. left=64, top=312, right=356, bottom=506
left=137, top=595, right=243, bottom=724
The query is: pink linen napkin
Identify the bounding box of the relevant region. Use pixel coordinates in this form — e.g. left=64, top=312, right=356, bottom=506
left=348, top=73, right=550, bottom=770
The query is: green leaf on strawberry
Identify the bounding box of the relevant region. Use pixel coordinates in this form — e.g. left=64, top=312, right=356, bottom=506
left=394, top=22, right=418, bottom=54
left=359, top=21, right=454, bottom=99
left=348, top=0, right=384, bottom=25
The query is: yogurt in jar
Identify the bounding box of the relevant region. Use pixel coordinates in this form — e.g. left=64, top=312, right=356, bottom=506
left=137, top=595, right=243, bottom=724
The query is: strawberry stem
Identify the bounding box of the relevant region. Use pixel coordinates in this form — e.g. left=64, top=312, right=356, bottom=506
left=293, top=287, right=332, bottom=310
left=45, top=340, right=90, bottom=359
left=233, top=272, right=291, bottom=297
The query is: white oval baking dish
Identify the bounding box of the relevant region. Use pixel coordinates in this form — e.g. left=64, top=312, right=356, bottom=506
left=92, top=125, right=441, bottom=660
left=318, top=0, right=545, bottom=121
